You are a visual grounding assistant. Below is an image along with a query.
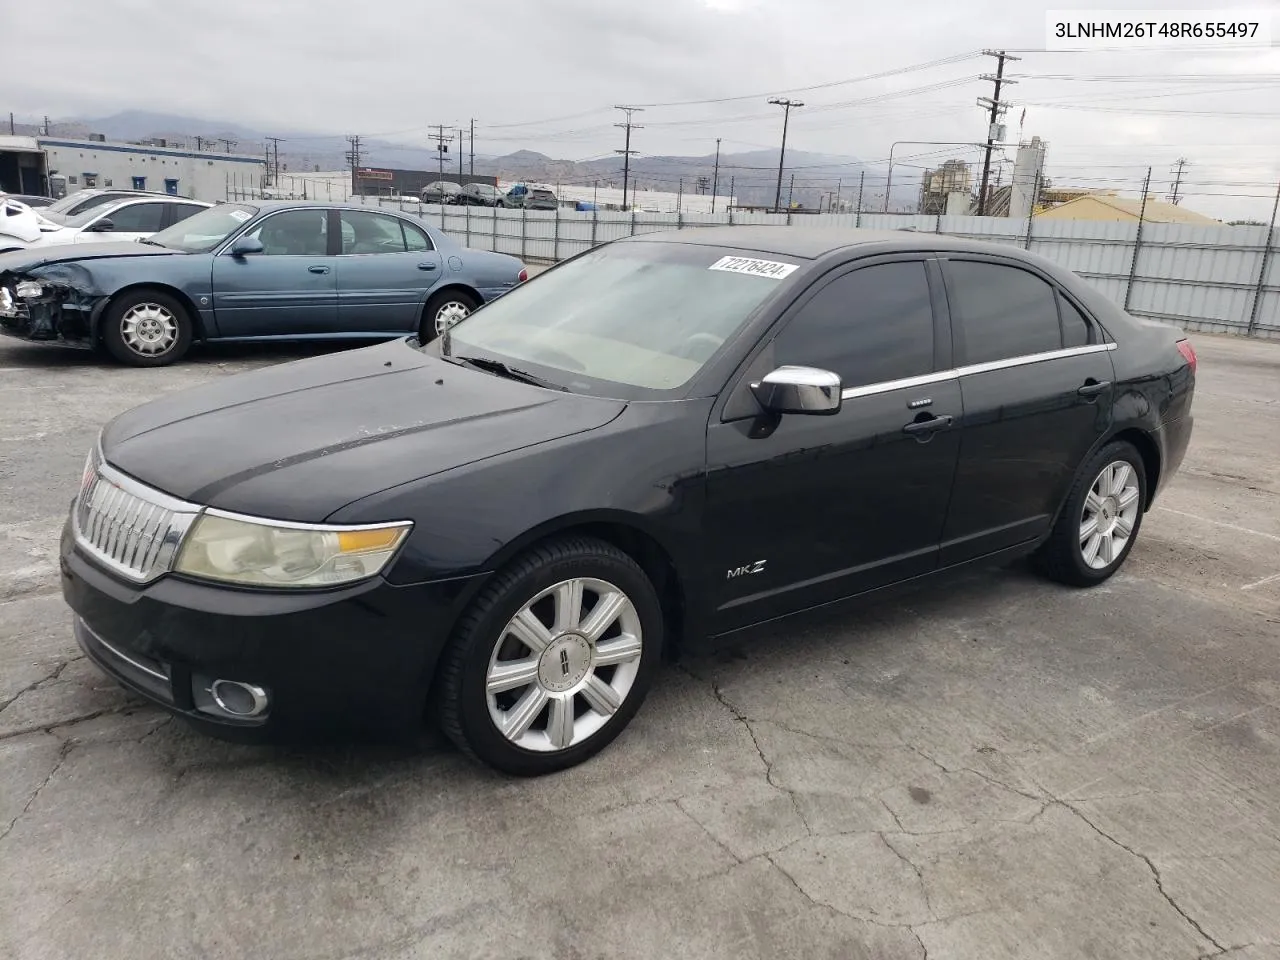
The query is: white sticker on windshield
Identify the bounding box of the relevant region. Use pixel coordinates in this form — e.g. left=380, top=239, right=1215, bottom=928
left=708, top=256, right=798, bottom=280
left=228, top=210, right=251, bottom=222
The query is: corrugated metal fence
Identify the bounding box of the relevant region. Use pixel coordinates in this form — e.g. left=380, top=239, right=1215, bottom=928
left=352, top=197, right=1280, bottom=340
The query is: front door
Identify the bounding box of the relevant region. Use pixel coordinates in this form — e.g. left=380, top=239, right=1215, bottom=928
left=211, top=208, right=338, bottom=338
left=334, top=209, right=442, bottom=334
left=75, top=200, right=168, bottom=244
left=704, top=259, right=962, bottom=634
left=938, top=257, right=1115, bottom=565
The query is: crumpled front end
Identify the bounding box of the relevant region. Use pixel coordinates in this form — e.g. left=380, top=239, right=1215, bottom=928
left=0, top=263, right=105, bottom=347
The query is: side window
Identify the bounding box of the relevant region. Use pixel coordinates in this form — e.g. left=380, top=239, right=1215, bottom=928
left=100, top=202, right=166, bottom=233
left=946, top=261, right=1062, bottom=365
left=339, top=210, right=408, bottom=254
left=772, top=261, right=936, bottom=388
left=248, top=209, right=330, bottom=256
left=166, top=203, right=206, bottom=228
left=1058, top=294, right=1093, bottom=348
left=401, top=219, right=433, bottom=252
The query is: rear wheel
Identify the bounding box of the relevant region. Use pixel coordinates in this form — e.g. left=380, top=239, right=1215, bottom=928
left=419, top=289, right=479, bottom=342
left=437, top=536, right=662, bottom=776
left=101, top=289, right=193, bottom=367
left=1034, top=441, right=1147, bottom=586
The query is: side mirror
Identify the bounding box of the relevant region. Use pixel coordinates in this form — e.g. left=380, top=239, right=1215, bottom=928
left=228, top=235, right=264, bottom=256
left=750, top=365, right=842, bottom=416
left=88, top=218, right=114, bottom=232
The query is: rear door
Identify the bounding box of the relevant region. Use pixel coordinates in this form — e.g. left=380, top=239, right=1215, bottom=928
left=210, top=207, right=338, bottom=337
left=938, top=257, right=1115, bottom=565
left=75, top=201, right=167, bottom=243
left=334, top=210, right=442, bottom=334
left=704, top=257, right=962, bottom=632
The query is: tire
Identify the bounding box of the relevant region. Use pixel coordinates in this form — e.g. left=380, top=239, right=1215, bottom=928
left=1034, top=440, right=1147, bottom=587
left=101, top=289, right=193, bottom=367
left=419, top=289, right=479, bottom=343
left=437, top=536, right=663, bottom=776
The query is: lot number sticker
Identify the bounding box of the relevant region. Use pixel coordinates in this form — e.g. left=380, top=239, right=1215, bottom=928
left=709, top=256, right=798, bottom=280
left=228, top=210, right=252, bottom=222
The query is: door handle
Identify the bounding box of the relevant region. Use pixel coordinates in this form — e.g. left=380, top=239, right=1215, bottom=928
left=308, top=265, right=330, bottom=274
left=1077, top=379, right=1112, bottom=398
left=418, top=262, right=438, bottom=271
left=902, top=414, right=954, bottom=436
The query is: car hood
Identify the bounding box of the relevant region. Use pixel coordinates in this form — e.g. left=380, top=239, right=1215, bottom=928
left=0, top=242, right=179, bottom=271
left=102, top=339, right=627, bottom=521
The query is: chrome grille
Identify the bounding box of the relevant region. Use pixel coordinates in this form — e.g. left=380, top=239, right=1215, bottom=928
left=73, top=448, right=201, bottom=583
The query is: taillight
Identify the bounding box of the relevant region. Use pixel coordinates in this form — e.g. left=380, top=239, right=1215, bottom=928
left=518, top=268, right=528, bottom=283
left=1176, top=339, right=1197, bottom=374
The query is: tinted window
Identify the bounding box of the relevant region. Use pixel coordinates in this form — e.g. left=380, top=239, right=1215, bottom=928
left=947, top=261, right=1062, bottom=364
left=339, top=210, right=407, bottom=254
left=248, top=209, right=329, bottom=257
left=402, top=220, right=432, bottom=252
left=1059, top=294, right=1092, bottom=348
left=167, top=203, right=206, bottom=226
left=773, top=262, right=935, bottom=388
left=97, top=202, right=165, bottom=233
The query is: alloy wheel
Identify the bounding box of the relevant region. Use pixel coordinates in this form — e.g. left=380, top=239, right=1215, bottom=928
left=120, top=302, right=179, bottom=356
left=1079, top=460, right=1141, bottom=569
left=434, top=301, right=471, bottom=336
left=485, top=577, right=644, bottom=753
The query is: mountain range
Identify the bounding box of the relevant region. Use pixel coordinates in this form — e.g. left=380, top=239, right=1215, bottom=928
left=17, top=110, right=906, bottom=209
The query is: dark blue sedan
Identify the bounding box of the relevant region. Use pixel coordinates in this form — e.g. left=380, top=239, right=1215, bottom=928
left=0, top=201, right=527, bottom=366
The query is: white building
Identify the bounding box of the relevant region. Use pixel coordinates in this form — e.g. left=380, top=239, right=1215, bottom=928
left=39, top=137, right=266, bottom=203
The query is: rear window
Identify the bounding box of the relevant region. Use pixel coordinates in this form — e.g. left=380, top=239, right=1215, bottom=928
left=443, top=242, right=800, bottom=399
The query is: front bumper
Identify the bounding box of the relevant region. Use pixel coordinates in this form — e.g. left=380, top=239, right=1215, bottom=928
left=60, top=518, right=485, bottom=742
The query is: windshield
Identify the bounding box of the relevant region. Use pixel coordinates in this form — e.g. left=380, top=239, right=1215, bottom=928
left=59, top=201, right=128, bottom=229
left=43, top=192, right=100, bottom=216
left=442, top=241, right=798, bottom=399
left=146, top=203, right=259, bottom=253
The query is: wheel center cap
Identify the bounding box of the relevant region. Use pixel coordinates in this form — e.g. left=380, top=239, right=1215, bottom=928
left=1100, top=495, right=1119, bottom=524
left=538, top=634, right=592, bottom=693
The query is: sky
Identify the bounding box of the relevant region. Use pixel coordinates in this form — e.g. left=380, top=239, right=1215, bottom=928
left=6, top=0, right=1280, bottom=220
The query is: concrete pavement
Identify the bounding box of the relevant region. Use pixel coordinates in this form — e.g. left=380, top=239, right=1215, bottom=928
left=1, top=332, right=1278, bottom=960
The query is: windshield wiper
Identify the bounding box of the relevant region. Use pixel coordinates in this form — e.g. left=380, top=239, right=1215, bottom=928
left=136, top=238, right=166, bottom=247
left=447, top=355, right=567, bottom=391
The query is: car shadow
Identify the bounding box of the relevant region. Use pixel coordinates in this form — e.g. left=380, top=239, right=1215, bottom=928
left=0, top=338, right=370, bottom=370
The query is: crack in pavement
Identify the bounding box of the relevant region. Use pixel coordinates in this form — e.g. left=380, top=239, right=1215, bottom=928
left=0, top=735, right=73, bottom=844
left=879, top=831, right=936, bottom=920
left=0, top=656, right=81, bottom=715
left=1058, top=801, right=1227, bottom=954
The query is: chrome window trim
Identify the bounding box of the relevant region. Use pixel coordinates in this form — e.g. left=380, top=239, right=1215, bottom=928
left=839, top=342, right=1116, bottom=401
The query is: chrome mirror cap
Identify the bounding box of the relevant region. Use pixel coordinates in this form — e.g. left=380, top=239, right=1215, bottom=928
left=750, top=365, right=842, bottom=416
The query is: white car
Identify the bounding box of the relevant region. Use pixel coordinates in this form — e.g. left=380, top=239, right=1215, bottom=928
left=0, top=195, right=212, bottom=252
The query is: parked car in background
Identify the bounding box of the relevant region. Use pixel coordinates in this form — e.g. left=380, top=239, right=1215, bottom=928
left=54, top=228, right=1193, bottom=774
left=0, top=193, right=55, bottom=208
left=0, top=195, right=212, bottom=252
left=500, top=183, right=559, bottom=210
left=41, top=188, right=178, bottom=219
left=456, top=183, right=501, bottom=207
left=0, top=201, right=527, bottom=366
left=421, top=181, right=462, bottom=204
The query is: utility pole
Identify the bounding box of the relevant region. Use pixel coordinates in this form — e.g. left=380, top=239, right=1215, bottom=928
left=8, top=113, right=13, bottom=135
left=42, top=115, right=50, bottom=135
left=469, top=118, right=475, bottom=176
left=976, top=50, right=1018, bottom=216
left=768, top=98, right=803, bottom=213
left=345, top=135, right=362, bottom=197
left=218, top=138, right=237, bottom=154
left=265, top=137, right=284, bottom=186
left=458, top=127, right=465, bottom=182
left=431, top=125, right=454, bottom=198
left=1168, top=157, right=1189, bottom=205
left=787, top=173, right=795, bottom=209
left=711, top=138, right=721, bottom=213
left=195, top=136, right=206, bottom=152
left=614, top=106, right=644, bottom=211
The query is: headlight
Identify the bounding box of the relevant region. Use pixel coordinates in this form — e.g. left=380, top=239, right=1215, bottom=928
left=0, top=287, right=13, bottom=314
left=15, top=280, right=43, bottom=298
left=174, top=510, right=412, bottom=588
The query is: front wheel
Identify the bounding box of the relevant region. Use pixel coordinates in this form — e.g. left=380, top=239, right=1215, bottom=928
left=419, top=289, right=479, bottom=342
left=101, top=290, right=193, bottom=367
left=1034, top=441, right=1147, bottom=586
left=437, top=536, right=663, bottom=775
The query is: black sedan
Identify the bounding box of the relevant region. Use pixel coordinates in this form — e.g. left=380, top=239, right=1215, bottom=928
left=60, top=228, right=1195, bottom=775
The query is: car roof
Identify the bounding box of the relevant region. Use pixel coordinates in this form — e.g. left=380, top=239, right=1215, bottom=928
left=619, top=226, right=1049, bottom=262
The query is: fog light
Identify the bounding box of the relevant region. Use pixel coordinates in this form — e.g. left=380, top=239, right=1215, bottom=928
left=15, top=280, right=43, bottom=298
left=209, top=679, right=270, bottom=717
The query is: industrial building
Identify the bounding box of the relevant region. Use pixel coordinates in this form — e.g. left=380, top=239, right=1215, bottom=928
left=917, top=159, right=972, bottom=215
left=1, top=134, right=265, bottom=202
